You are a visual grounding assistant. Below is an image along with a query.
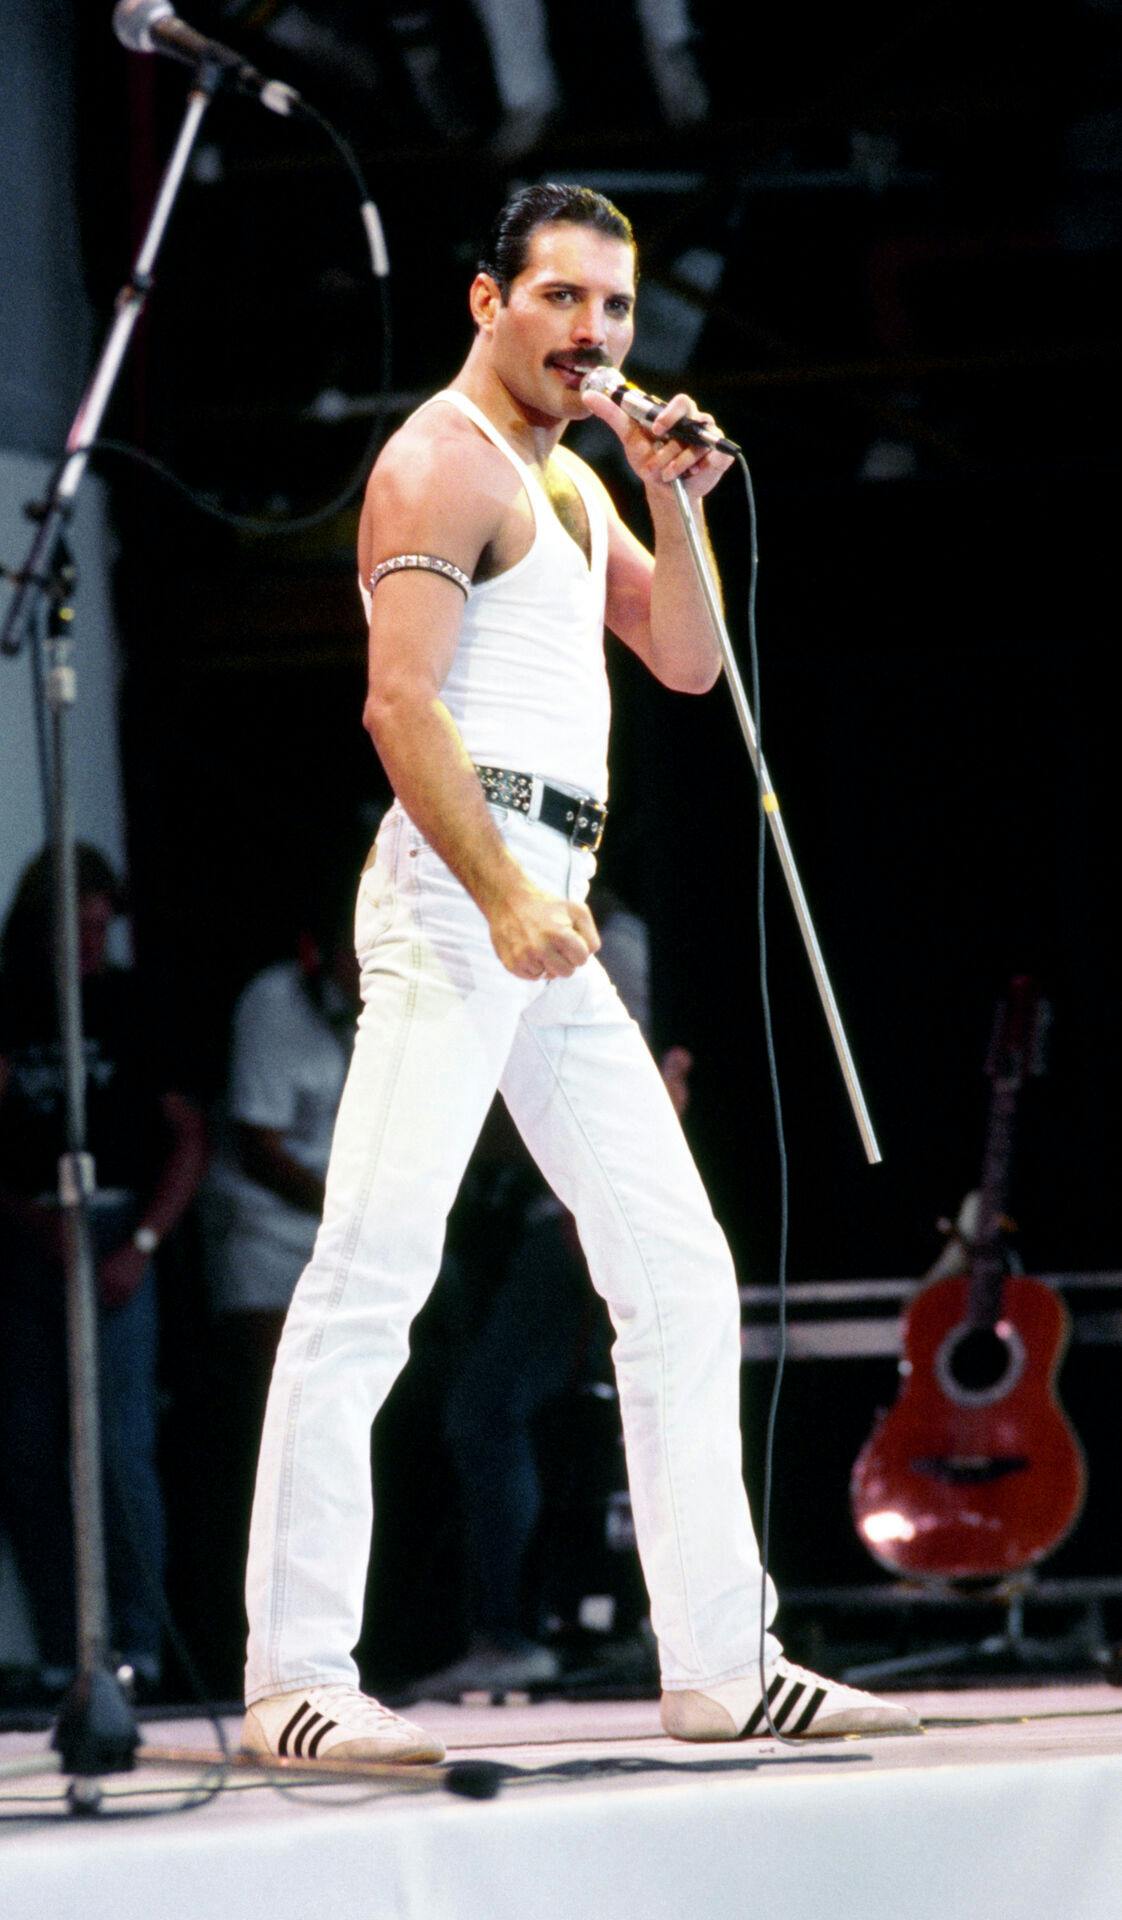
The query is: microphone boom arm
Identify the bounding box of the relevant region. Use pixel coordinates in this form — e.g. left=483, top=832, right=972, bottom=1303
left=668, top=475, right=882, bottom=1165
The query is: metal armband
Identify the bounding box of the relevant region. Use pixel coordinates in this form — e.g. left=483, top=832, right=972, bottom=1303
left=367, top=554, right=472, bottom=596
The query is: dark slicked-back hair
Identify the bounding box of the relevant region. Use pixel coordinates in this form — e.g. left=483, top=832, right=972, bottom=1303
left=478, top=183, right=636, bottom=302
left=1, top=843, right=125, bottom=982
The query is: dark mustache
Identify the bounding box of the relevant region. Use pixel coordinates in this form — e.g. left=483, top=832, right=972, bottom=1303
left=545, top=351, right=612, bottom=370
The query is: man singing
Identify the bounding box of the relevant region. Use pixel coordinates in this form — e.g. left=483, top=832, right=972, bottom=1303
left=242, top=183, right=917, bottom=1762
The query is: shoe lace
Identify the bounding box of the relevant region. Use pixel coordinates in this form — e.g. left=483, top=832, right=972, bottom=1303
left=777, top=1659, right=852, bottom=1699
left=309, top=1686, right=410, bottom=1729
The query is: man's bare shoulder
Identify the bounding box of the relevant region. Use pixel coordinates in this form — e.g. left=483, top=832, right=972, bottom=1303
left=359, top=399, right=521, bottom=577
left=369, top=400, right=518, bottom=509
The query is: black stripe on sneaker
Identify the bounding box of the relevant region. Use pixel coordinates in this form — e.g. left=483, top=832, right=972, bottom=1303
left=307, top=1718, right=337, bottom=1759
left=739, top=1672, right=786, bottom=1737
left=771, top=1681, right=807, bottom=1730
left=293, top=1711, right=326, bottom=1758
left=791, top=1687, right=829, bottom=1734
left=279, top=1701, right=315, bottom=1757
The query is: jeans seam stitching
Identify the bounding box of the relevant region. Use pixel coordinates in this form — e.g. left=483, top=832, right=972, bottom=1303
left=265, top=923, right=422, bottom=1686
left=513, top=1010, right=703, bottom=1676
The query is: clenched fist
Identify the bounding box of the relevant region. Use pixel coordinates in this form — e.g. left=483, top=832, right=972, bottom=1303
left=489, top=883, right=601, bottom=981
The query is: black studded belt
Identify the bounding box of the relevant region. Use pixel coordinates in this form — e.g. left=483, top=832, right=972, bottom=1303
left=474, top=764, right=608, bottom=853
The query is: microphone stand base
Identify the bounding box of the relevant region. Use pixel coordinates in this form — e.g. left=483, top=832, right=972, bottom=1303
left=52, top=1666, right=140, bottom=1786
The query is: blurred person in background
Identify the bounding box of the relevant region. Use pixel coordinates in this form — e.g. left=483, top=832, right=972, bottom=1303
left=0, top=846, right=206, bottom=1698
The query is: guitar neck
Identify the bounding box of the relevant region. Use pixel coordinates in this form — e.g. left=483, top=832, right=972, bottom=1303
left=967, top=1080, right=1018, bottom=1326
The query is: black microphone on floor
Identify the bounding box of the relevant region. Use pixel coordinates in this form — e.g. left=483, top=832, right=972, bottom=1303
left=112, top=0, right=300, bottom=115
left=580, top=366, right=740, bottom=456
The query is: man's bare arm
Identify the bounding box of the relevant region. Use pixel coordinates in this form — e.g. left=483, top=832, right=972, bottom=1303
left=582, top=387, right=732, bottom=694
left=360, top=419, right=599, bottom=979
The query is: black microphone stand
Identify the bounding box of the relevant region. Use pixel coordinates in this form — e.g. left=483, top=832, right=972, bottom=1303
left=0, top=56, right=227, bottom=1813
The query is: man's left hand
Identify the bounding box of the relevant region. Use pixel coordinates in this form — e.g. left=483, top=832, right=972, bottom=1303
left=582, top=385, right=734, bottom=500
left=99, top=1241, right=150, bottom=1310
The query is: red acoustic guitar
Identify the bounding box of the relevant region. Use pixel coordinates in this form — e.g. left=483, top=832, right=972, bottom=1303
left=850, top=977, right=1086, bottom=1581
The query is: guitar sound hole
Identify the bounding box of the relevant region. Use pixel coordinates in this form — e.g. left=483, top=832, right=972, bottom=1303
left=948, top=1327, right=1011, bottom=1393
left=934, top=1318, right=1026, bottom=1406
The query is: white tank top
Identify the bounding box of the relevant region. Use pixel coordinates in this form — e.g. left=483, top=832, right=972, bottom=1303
left=360, top=388, right=612, bottom=800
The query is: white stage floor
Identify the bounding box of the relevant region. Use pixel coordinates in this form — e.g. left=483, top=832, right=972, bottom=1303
left=3, top=1684, right=1121, bottom=1920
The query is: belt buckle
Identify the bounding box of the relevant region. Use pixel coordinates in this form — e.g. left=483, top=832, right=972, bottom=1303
left=569, top=798, right=606, bottom=854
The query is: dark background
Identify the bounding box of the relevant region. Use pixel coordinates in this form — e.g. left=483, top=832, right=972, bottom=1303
left=48, top=1, right=1122, bottom=1687
left=77, top=1, right=1120, bottom=1269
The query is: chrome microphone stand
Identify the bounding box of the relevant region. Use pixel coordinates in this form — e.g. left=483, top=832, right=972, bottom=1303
left=668, top=475, right=882, bottom=1166
left=0, top=57, right=228, bottom=1806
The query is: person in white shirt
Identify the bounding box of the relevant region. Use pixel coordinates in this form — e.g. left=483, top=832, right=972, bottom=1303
left=206, top=941, right=360, bottom=1327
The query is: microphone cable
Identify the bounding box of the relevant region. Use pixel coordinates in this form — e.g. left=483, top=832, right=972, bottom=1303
left=729, top=449, right=799, bottom=1747
left=79, top=97, right=392, bottom=535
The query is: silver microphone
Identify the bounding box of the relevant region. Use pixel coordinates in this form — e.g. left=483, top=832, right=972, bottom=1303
left=580, top=366, right=740, bottom=456
left=112, top=0, right=300, bottom=115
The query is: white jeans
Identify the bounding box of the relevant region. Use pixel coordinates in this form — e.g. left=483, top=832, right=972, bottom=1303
left=245, top=802, right=779, bottom=1703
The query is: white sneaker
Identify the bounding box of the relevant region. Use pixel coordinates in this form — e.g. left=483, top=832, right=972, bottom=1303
left=242, top=1684, right=446, bottom=1764
left=661, top=1658, right=921, bottom=1741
